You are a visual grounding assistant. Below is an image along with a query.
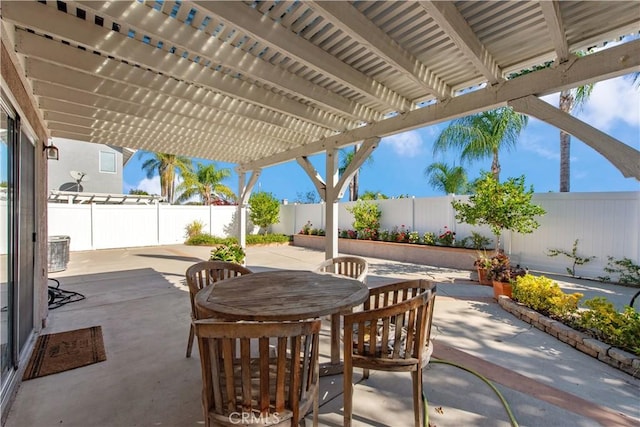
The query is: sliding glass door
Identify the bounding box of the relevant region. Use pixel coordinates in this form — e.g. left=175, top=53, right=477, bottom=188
left=0, top=103, right=15, bottom=390
left=0, top=96, right=36, bottom=401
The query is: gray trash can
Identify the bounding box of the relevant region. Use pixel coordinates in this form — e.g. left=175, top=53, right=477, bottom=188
left=48, top=235, right=70, bottom=273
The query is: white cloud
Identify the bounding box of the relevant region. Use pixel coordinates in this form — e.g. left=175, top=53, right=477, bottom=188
left=519, top=135, right=578, bottom=162
left=520, top=136, right=559, bottom=160
left=532, top=76, right=638, bottom=133
left=577, top=77, right=640, bottom=131
left=381, top=130, right=424, bottom=156
left=128, top=176, right=161, bottom=195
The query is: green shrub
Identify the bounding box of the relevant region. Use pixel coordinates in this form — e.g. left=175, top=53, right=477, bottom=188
left=577, top=297, right=640, bottom=355
left=299, top=221, right=313, bottom=235
left=185, top=234, right=235, bottom=246
left=512, top=274, right=582, bottom=320
left=210, top=243, right=245, bottom=264
left=422, top=232, right=436, bottom=245
left=249, top=191, right=280, bottom=234
left=245, top=234, right=290, bottom=245
left=469, top=231, right=491, bottom=250
left=346, top=200, right=381, bottom=239
left=185, top=220, right=205, bottom=239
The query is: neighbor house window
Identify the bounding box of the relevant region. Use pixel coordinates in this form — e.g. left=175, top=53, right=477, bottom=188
left=99, top=151, right=116, bottom=173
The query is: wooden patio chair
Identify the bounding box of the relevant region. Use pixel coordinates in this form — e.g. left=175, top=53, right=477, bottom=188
left=185, top=261, right=253, bottom=358
left=313, top=256, right=368, bottom=283
left=314, top=256, right=368, bottom=366
left=194, top=319, right=321, bottom=427
left=343, top=279, right=436, bottom=427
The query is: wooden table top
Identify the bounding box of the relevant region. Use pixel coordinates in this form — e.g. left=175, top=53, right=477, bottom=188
left=195, top=270, right=369, bottom=321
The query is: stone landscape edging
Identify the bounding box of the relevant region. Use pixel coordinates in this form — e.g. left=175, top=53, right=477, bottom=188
left=498, top=296, right=639, bottom=377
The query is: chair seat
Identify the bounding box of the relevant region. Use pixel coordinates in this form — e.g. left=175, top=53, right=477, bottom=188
left=351, top=341, right=433, bottom=371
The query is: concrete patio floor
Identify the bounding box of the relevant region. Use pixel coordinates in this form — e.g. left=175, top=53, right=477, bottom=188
left=5, top=244, right=639, bottom=427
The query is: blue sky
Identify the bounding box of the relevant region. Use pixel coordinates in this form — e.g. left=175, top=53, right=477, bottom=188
left=123, top=74, right=640, bottom=202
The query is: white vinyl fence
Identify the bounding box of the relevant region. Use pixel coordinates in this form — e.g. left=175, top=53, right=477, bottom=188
left=49, top=191, right=639, bottom=278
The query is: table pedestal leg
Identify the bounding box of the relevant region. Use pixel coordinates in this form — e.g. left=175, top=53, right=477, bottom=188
left=320, top=313, right=344, bottom=376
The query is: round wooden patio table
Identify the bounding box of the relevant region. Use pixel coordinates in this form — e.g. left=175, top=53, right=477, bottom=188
left=195, top=269, right=369, bottom=375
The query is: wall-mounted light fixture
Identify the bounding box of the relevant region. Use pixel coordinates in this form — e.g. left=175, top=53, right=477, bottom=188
left=44, top=143, right=59, bottom=160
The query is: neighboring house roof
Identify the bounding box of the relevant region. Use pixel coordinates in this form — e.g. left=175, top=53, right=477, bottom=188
left=121, top=147, right=137, bottom=167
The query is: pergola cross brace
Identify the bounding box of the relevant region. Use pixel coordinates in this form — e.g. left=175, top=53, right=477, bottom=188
left=509, top=96, right=640, bottom=180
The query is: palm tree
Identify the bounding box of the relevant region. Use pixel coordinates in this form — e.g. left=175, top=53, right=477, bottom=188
left=175, top=163, right=234, bottom=205
left=558, top=84, right=594, bottom=192
left=140, top=152, right=193, bottom=204
left=432, top=107, right=528, bottom=182
left=339, top=145, right=374, bottom=201
left=424, top=162, right=469, bottom=195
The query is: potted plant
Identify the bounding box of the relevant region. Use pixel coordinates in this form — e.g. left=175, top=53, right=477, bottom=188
left=473, top=251, right=493, bottom=286
left=210, top=242, right=246, bottom=264
left=487, top=252, right=527, bottom=299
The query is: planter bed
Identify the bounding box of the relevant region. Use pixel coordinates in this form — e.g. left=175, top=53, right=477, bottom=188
left=293, top=234, right=476, bottom=271
left=498, top=296, right=639, bottom=377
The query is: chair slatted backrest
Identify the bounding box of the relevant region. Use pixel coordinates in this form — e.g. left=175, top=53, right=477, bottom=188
left=345, top=279, right=436, bottom=365
left=314, top=256, right=368, bottom=283
left=194, top=320, right=321, bottom=427
left=185, top=261, right=252, bottom=320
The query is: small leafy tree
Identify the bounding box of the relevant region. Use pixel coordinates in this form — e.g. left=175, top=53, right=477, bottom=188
left=346, top=200, right=381, bottom=240
left=599, top=257, right=640, bottom=286
left=248, top=191, right=280, bottom=235
left=547, top=239, right=595, bottom=277
left=451, top=173, right=546, bottom=252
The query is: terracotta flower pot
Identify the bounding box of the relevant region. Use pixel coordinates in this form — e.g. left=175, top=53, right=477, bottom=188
left=492, top=280, right=512, bottom=300
left=476, top=267, right=492, bottom=286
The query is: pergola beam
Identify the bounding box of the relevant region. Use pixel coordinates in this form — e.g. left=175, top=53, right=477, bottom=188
left=14, top=33, right=329, bottom=141
left=74, top=0, right=381, bottom=123
left=539, top=1, right=570, bottom=62
left=239, top=38, right=640, bottom=172
left=509, top=95, right=640, bottom=180
left=419, top=1, right=502, bottom=84
left=193, top=0, right=412, bottom=113
left=311, top=1, right=451, bottom=101
left=5, top=2, right=350, bottom=132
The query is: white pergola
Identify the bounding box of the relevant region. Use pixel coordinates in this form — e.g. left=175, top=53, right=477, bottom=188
left=2, top=0, right=639, bottom=258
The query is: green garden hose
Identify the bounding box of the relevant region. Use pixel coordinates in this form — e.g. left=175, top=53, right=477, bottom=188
left=423, top=358, right=519, bottom=427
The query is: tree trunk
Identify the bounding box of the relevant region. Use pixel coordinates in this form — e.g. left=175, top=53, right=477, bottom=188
left=351, top=170, right=359, bottom=201
left=491, top=150, right=500, bottom=182
left=559, top=90, right=574, bottom=192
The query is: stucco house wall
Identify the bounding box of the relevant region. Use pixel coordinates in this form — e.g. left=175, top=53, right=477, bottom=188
left=47, top=138, right=125, bottom=194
